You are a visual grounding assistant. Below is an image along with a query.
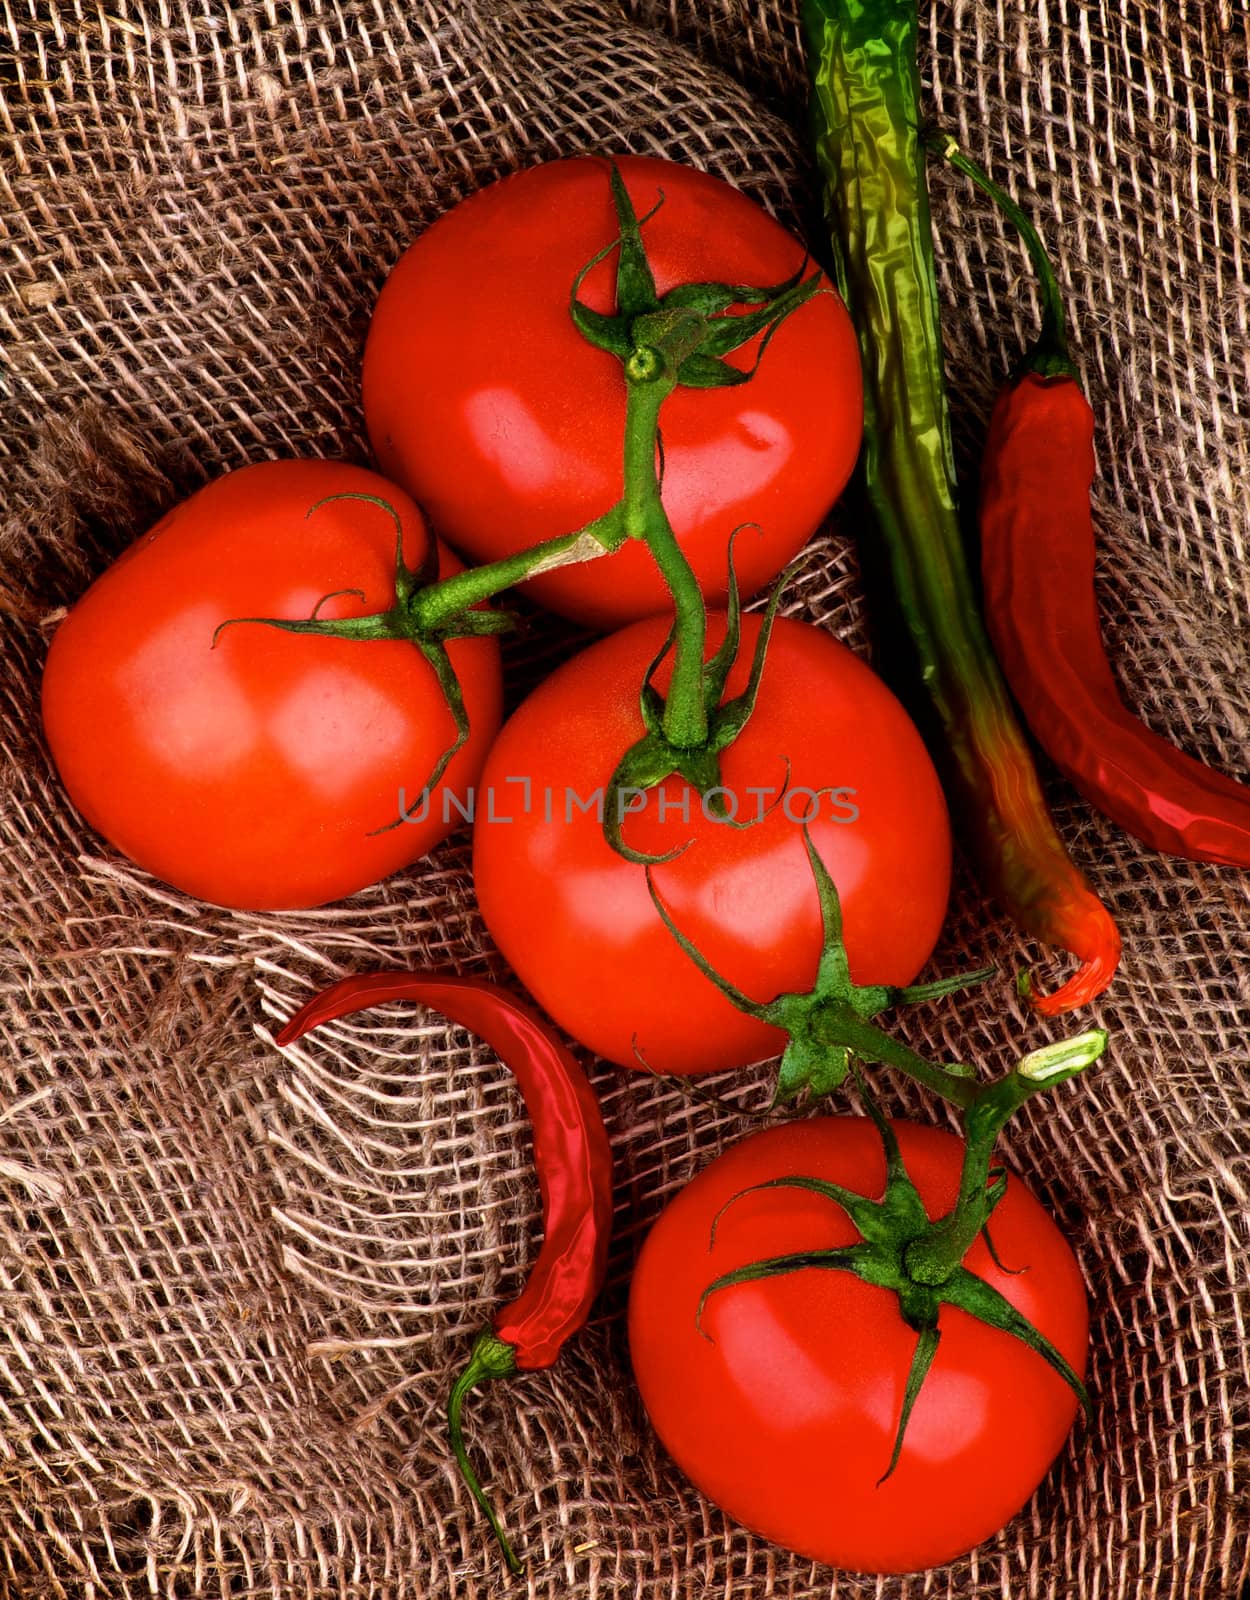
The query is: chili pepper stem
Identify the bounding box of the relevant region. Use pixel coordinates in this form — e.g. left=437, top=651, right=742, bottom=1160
left=926, top=131, right=1078, bottom=383
left=447, top=1327, right=522, bottom=1575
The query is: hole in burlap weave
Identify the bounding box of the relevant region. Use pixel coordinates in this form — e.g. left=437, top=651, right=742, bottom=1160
left=1, top=2, right=1247, bottom=1596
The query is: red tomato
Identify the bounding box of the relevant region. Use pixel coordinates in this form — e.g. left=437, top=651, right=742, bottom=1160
left=41, top=461, right=502, bottom=910
left=472, top=613, right=950, bottom=1073
left=628, top=1117, right=1089, bottom=1574
left=362, top=155, right=863, bottom=629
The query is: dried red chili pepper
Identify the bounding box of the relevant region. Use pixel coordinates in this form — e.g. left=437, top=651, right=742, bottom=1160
left=938, top=136, right=1250, bottom=874
left=276, top=971, right=613, bottom=1574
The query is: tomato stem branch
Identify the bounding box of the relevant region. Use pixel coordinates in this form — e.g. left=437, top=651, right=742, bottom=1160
left=619, top=367, right=710, bottom=749
left=800, top=1002, right=979, bottom=1108
left=646, top=836, right=986, bottom=1106
left=408, top=505, right=628, bottom=631
left=904, top=1030, right=1107, bottom=1285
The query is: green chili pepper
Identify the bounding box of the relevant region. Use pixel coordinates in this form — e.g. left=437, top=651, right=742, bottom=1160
left=801, top=0, right=1120, bottom=1013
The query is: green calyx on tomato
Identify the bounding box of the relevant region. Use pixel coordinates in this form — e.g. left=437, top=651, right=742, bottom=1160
left=570, top=163, right=824, bottom=400
left=648, top=816, right=992, bottom=1103
left=416, top=159, right=821, bottom=679
left=211, top=489, right=516, bottom=827
left=604, top=536, right=791, bottom=863
left=699, top=1031, right=1106, bottom=1483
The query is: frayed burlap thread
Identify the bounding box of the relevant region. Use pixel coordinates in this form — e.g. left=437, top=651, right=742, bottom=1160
left=1, top=2, right=1248, bottom=1597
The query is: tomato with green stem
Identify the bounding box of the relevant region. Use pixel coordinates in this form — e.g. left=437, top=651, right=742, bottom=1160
left=628, top=1034, right=1101, bottom=1575
left=472, top=609, right=951, bottom=1075
left=41, top=460, right=503, bottom=910
left=363, top=154, right=863, bottom=630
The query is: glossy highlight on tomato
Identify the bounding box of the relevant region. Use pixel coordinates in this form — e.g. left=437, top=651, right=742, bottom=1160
left=41, top=460, right=502, bottom=910
left=628, top=1116, right=1089, bottom=1575
left=472, top=613, right=950, bottom=1074
left=363, top=154, right=863, bottom=629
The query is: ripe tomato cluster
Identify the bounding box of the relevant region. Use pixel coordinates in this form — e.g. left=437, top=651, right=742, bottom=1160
left=38, top=153, right=1091, bottom=1578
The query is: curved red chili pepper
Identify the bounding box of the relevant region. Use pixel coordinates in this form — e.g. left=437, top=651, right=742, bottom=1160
left=935, top=137, right=1250, bottom=878
left=982, top=371, right=1250, bottom=869
left=276, top=971, right=613, bottom=1573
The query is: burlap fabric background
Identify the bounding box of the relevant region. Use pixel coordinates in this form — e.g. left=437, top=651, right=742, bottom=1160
left=2, top=2, right=1247, bottom=1596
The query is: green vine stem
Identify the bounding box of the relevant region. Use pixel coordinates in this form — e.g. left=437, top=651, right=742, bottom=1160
left=614, top=362, right=710, bottom=749
left=903, top=1030, right=1107, bottom=1283
left=600, top=168, right=707, bottom=751
left=409, top=504, right=628, bottom=631
left=571, top=161, right=826, bottom=838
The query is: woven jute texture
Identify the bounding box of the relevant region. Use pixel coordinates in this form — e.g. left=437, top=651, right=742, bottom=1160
left=2, top=2, right=1248, bottom=1597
